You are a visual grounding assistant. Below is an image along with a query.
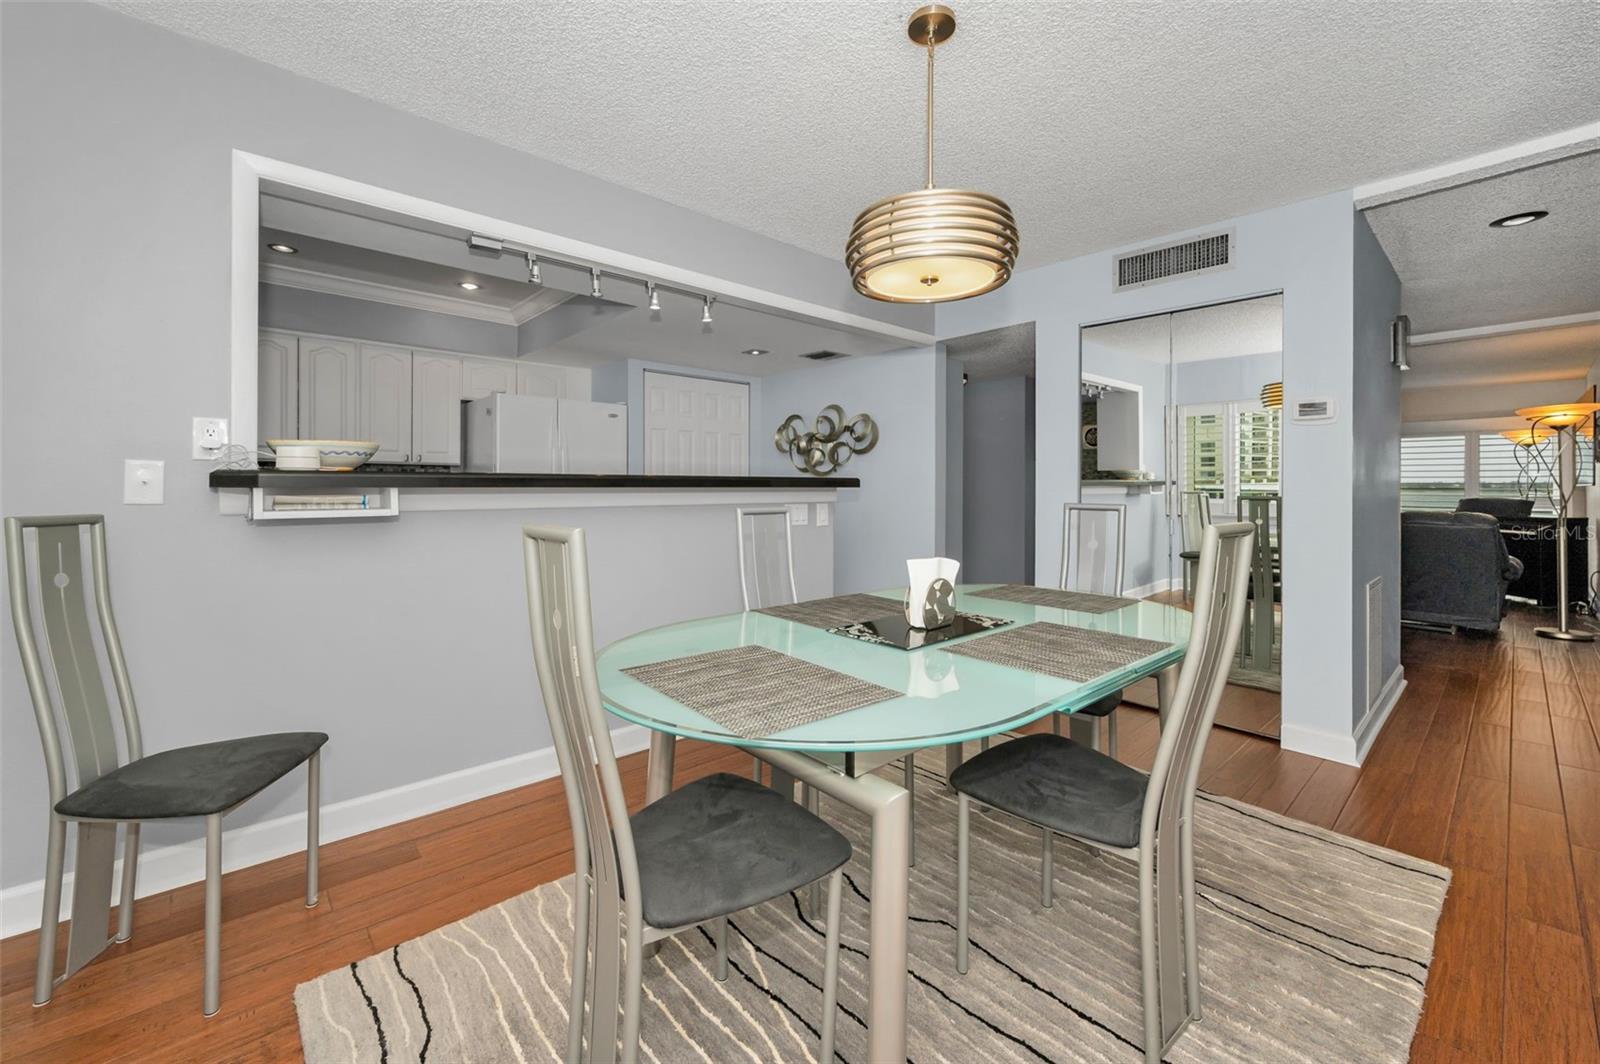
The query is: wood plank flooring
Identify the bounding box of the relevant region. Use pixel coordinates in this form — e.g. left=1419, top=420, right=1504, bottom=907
left=3, top=609, right=1598, bottom=1061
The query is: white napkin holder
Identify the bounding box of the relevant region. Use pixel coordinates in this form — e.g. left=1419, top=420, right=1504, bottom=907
left=905, top=557, right=960, bottom=630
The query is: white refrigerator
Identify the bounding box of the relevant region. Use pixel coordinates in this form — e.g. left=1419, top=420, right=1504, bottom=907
left=464, top=393, right=627, bottom=474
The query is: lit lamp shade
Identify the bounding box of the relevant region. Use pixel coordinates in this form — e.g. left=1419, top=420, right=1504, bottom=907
left=846, top=188, right=1019, bottom=303
left=1500, top=426, right=1555, bottom=447
left=1259, top=381, right=1283, bottom=409
left=1515, top=401, right=1600, bottom=428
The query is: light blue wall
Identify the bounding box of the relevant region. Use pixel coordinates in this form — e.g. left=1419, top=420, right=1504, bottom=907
left=944, top=359, right=965, bottom=561
left=260, top=284, right=519, bottom=357
left=962, top=376, right=1034, bottom=583
left=938, top=191, right=1372, bottom=762
left=1174, top=352, right=1281, bottom=406
left=758, top=348, right=944, bottom=593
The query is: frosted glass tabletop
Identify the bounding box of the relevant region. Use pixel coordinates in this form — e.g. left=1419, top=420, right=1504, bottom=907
left=596, top=585, right=1191, bottom=753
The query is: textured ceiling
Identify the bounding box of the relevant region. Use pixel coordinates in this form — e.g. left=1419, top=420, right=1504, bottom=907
left=1082, top=296, right=1283, bottom=364
left=1365, top=152, right=1600, bottom=333
left=104, top=1, right=1600, bottom=271
left=1402, top=321, right=1600, bottom=391
left=946, top=323, right=1035, bottom=380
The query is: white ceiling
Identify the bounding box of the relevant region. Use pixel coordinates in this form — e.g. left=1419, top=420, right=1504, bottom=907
left=106, top=1, right=1600, bottom=272
left=945, top=323, right=1035, bottom=380
left=1082, top=295, right=1283, bottom=364
left=1403, top=321, right=1600, bottom=391
left=1365, top=151, right=1600, bottom=333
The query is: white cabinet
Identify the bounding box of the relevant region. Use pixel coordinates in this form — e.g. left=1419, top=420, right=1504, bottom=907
left=516, top=361, right=591, bottom=401
left=258, top=331, right=298, bottom=444
left=462, top=357, right=518, bottom=401
left=642, top=371, right=749, bottom=475
left=411, top=353, right=463, bottom=466
left=358, top=343, right=413, bottom=463
left=297, top=338, right=359, bottom=441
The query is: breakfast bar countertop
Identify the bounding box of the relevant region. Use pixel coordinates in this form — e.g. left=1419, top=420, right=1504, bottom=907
left=210, top=469, right=859, bottom=490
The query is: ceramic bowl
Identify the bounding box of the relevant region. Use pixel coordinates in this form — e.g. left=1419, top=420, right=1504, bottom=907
left=267, top=439, right=381, bottom=471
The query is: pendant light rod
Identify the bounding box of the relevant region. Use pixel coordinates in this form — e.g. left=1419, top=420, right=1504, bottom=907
left=925, top=35, right=936, bottom=189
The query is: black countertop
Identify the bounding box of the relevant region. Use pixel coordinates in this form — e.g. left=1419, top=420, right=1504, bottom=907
left=210, top=469, right=858, bottom=491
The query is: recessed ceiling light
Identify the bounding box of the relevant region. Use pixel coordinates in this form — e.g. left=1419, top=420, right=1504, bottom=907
left=458, top=281, right=480, bottom=291
left=267, top=243, right=297, bottom=254
left=741, top=348, right=770, bottom=357
left=1489, top=210, right=1548, bottom=228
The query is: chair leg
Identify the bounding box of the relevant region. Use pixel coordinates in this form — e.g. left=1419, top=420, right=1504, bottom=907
left=1052, top=711, right=1061, bottom=735
left=305, top=751, right=321, bottom=908
left=203, top=814, right=222, bottom=1017
left=955, top=794, right=970, bottom=974
left=804, top=785, right=821, bottom=917
left=621, top=909, right=644, bottom=1064
left=751, top=755, right=762, bottom=783
left=1180, top=813, right=1201, bottom=1021
left=1138, top=849, right=1160, bottom=1063
left=819, top=868, right=844, bottom=1064
left=714, top=916, right=729, bottom=982
left=1107, top=711, right=1120, bottom=762
left=34, top=815, right=67, bottom=1006
left=903, top=753, right=916, bottom=868
left=1182, top=560, right=1191, bottom=602
left=1041, top=828, right=1054, bottom=909
left=116, top=822, right=140, bottom=942
left=567, top=874, right=590, bottom=1064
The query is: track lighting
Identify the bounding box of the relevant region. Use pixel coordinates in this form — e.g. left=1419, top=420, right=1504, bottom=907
left=648, top=282, right=661, bottom=312
left=526, top=252, right=541, bottom=285
left=702, top=296, right=715, bottom=324
left=591, top=269, right=603, bottom=299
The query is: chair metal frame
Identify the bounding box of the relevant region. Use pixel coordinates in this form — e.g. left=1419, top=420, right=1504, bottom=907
left=956, top=521, right=1256, bottom=1062
left=1054, top=502, right=1129, bottom=755
left=735, top=506, right=799, bottom=612
left=523, top=523, right=844, bottom=1064
left=5, top=515, right=320, bottom=1016
left=1178, top=490, right=1212, bottom=602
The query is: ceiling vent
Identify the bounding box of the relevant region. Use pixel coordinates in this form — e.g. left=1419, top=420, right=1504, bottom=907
left=1113, top=230, right=1233, bottom=290
left=800, top=350, right=850, bottom=361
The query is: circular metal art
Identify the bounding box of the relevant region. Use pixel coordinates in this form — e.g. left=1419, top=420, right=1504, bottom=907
left=774, top=405, right=879, bottom=476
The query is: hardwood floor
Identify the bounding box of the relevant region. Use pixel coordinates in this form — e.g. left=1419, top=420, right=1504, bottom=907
left=3, top=609, right=1599, bottom=1061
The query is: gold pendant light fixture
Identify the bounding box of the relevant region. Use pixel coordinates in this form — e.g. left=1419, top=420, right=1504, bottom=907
left=845, top=5, right=1019, bottom=303
left=1259, top=381, right=1284, bottom=409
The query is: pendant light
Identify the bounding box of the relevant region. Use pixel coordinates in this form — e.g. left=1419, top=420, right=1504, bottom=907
left=845, top=5, right=1018, bottom=303
left=1259, top=381, right=1284, bottom=409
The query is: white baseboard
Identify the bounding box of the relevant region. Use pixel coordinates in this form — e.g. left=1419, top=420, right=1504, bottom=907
left=1, top=725, right=650, bottom=939
left=1280, top=666, right=1405, bottom=766
left=1125, top=576, right=1176, bottom=599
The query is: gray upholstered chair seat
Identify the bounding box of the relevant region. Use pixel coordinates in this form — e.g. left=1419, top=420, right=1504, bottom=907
left=950, top=733, right=1147, bottom=848
left=54, top=732, right=328, bottom=820
left=1178, top=549, right=1200, bottom=561
left=1074, top=690, right=1122, bottom=719
left=631, top=772, right=851, bottom=929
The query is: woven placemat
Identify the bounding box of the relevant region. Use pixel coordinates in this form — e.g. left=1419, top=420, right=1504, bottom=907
left=942, top=621, right=1172, bottom=683
left=968, top=583, right=1137, bottom=614
left=622, top=645, right=898, bottom=738
left=755, top=592, right=901, bottom=630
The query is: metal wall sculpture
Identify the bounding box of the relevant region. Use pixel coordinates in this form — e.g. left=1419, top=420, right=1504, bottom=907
left=775, top=405, right=879, bottom=476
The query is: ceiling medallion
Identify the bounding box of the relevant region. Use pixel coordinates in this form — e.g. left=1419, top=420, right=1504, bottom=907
left=845, top=5, right=1018, bottom=304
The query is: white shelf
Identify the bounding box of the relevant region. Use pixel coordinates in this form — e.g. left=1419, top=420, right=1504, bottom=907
left=246, top=487, right=400, bottom=522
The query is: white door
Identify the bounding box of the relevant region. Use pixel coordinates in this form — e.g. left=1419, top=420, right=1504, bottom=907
left=462, top=357, right=517, bottom=400
left=412, top=353, right=463, bottom=466
left=517, top=362, right=570, bottom=399
left=259, top=331, right=298, bottom=444
left=297, top=337, right=359, bottom=440
left=558, top=400, right=627, bottom=474
left=642, top=371, right=750, bottom=475
left=358, top=343, right=413, bottom=463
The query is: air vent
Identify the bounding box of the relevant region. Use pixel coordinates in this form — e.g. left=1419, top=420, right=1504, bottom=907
left=800, top=351, right=849, bottom=361
left=1114, top=231, right=1232, bottom=289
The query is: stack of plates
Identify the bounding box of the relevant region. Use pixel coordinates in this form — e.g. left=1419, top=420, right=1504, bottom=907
left=266, top=440, right=380, bottom=472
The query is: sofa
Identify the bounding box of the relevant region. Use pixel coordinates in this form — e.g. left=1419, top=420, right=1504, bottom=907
left=1456, top=497, right=1535, bottom=520
left=1401, top=510, right=1524, bottom=632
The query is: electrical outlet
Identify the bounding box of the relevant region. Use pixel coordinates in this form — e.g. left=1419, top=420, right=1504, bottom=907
left=192, top=417, right=229, bottom=459
left=787, top=503, right=809, bottom=526
left=123, top=460, right=164, bottom=504
left=816, top=503, right=830, bottom=527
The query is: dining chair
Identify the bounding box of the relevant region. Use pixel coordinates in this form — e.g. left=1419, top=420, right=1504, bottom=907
left=1053, top=502, right=1128, bottom=756
left=1178, top=490, right=1212, bottom=602
left=5, top=515, right=326, bottom=1017
left=952, top=520, right=1256, bottom=1062
left=524, top=523, right=850, bottom=1064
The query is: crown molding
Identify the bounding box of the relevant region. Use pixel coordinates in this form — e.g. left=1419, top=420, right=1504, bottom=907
left=1408, top=311, right=1600, bottom=346
left=261, top=262, right=570, bottom=326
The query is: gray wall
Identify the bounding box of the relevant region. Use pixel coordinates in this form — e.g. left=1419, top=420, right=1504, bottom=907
left=944, top=359, right=965, bottom=561
left=1351, top=213, right=1404, bottom=724
left=1174, top=351, right=1281, bottom=405
left=962, top=376, right=1036, bottom=584
left=757, top=348, right=944, bottom=593
left=260, top=284, right=519, bottom=357
left=0, top=2, right=871, bottom=891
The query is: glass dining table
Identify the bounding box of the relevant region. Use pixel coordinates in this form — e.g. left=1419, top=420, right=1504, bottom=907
left=596, top=585, right=1192, bottom=1063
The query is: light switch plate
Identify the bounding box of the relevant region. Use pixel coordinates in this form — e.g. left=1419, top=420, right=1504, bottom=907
left=816, top=503, right=830, bottom=527
left=124, top=460, right=164, bottom=504
left=787, top=503, right=809, bottom=526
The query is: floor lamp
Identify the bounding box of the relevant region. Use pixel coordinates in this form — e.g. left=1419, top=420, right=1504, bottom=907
left=1514, top=401, right=1600, bottom=642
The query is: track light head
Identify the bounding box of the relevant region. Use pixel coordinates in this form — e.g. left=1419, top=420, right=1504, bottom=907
left=591, top=268, right=603, bottom=299
left=702, top=295, right=715, bottom=324
left=648, top=282, right=661, bottom=312
left=526, top=252, right=541, bottom=286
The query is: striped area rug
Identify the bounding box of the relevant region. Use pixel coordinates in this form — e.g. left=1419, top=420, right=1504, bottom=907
left=296, top=755, right=1449, bottom=1063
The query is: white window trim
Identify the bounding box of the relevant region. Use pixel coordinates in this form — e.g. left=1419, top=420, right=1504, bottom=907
left=1177, top=399, right=1280, bottom=515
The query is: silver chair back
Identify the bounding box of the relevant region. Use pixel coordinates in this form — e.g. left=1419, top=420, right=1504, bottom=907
left=1179, top=491, right=1211, bottom=554
left=5, top=515, right=143, bottom=810
left=1061, top=502, right=1127, bottom=595
left=735, top=506, right=798, bottom=610
left=521, top=523, right=641, bottom=1061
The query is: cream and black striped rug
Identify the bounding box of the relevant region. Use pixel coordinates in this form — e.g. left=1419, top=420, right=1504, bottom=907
left=296, top=754, right=1449, bottom=1063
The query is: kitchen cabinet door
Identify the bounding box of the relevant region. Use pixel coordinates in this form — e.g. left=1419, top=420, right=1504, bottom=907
left=516, top=361, right=571, bottom=399
left=259, top=331, right=298, bottom=445
left=297, top=337, right=359, bottom=441
left=462, top=357, right=517, bottom=401
left=358, top=343, right=413, bottom=463
left=412, top=353, right=463, bottom=466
